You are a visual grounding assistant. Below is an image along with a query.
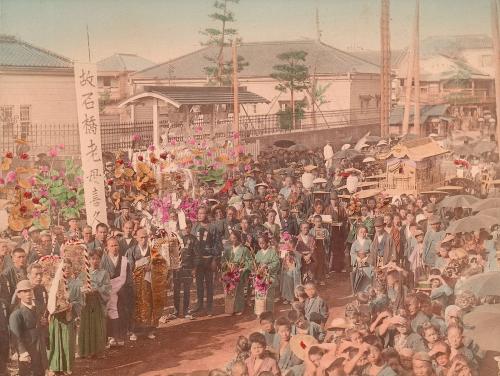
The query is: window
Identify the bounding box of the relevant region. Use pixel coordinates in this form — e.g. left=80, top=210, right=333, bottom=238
left=0, top=106, right=13, bottom=124
left=481, top=55, right=492, bottom=67
left=253, top=104, right=257, bottom=114
left=19, top=105, right=31, bottom=139
left=102, top=77, right=112, bottom=87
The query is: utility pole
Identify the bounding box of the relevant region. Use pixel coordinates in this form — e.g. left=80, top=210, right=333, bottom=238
left=232, top=39, right=240, bottom=158
left=491, top=0, right=500, bottom=158
left=380, top=0, right=391, bottom=137
left=402, top=0, right=419, bottom=135
left=316, top=7, right=322, bottom=42
left=413, top=0, right=421, bottom=136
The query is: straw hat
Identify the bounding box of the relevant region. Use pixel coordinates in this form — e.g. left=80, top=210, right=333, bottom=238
left=362, top=157, right=376, bottom=163
left=11, top=280, right=32, bottom=304
left=428, top=215, right=441, bottom=225
left=414, top=229, right=424, bottom=237
left=303, top=165, right=317, bottom=172
left=312, top=178, right=327, bottom=184
left=442, top=233, right=455, bottom=244
left=327, top=317, right=350, bottom=330
left=289, top=334, right=318, bottom=361
left=341, top=144, right=351, bottom=151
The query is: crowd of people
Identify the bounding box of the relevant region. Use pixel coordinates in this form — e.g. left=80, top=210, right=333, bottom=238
left=0, top=138, right=499, bottom=376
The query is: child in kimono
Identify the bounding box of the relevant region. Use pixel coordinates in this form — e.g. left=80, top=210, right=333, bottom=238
left=296, top=223, right=315, bottom=283
left=280, top=236, right=302, bottom=304
left=271, top=317, right=304, bottom=376
left=304, top=281, right=329, bottom=325
left=48, top=259, right=83, bottom=374
left=78, top=248, right=111, bottom=358
left=255, top=234, right=281, bottom=312
left=258, top=311, right=277, bottom=348
left=245, top=332, right=280, bottom=376
left=350, top=248, right=373, bottom=294
left=9, top=280, right=48, bottom=376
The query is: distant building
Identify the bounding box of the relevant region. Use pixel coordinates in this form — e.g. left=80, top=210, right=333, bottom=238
left=96, top=53, right=154, bottom=120
left=0, top=34, right=76, bottom=137
left=128, top=40, right=381, bottom=123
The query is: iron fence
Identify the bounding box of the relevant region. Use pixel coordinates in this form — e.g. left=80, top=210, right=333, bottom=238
left=0, top=108, right=380, bottom=156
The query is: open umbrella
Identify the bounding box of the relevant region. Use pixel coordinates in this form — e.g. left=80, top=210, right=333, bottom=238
left=472, top=140, right=497, bottom=154
left=273, top=140, right=296, bottom=149
left=445, top=214, right=499, bottom=234
left=333, top=149, right=362, bottom=160
left=437, top=194, right=479, bottom=209
left=478, top=208, right=500, bottom=219
left=463, top=304, right=500, bottom=351
left=455, top=272, right=500, bottom=297
left=472, top=198, right=500, bottom=212
left=288, top=143, right=308, bottom=152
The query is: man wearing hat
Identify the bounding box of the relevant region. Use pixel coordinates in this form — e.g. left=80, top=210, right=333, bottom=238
left=114, top=200, right=131, bottom=231
left=423, top=216, right=445, bottom=268
left=370, top=216, right=396, bottom=267
left=324, top=191, right=348, bottom=272
left=278, top=201, right=299, bottom=236
left=238, top=193, right=254, bottom=220
left=323, top=141, right=334, bottom=174
left=9, top=280, right=48, bottom=376
left=65, top=215, right=81, bottom=240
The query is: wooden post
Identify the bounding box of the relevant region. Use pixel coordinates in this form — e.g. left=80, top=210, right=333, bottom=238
left=491, top=0, right=500, bottom=159
left=380, top=0, right=391, bottom=137
left=152, top=99, right=159, bottom=150
left=413, top=0, right=421, bottom=136
left=232, top=39, right=240, bottom=157
left=402, top=0, right=419, bottom=135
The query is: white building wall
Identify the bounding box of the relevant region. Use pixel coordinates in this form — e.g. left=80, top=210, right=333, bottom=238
left=0, top=72, right=77, bottom=124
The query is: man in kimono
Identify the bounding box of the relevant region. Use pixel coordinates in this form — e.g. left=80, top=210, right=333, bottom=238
left=119, top=220, right=137, bottom=257
left=65, top=215, right=81, bottom=240
left=113, top=201, right=131, bottom=232
left=304, top=282, right=329, bottom=324
left=1, top=248, right=28, bottom=300
left=27, top=264, right=49, bottom=346
left=102, top=237, right=133, bottom=346
left=126, top=228, right=156, bottom=340
left=324, top=192, right=348, bottom=272
left=423, top=216, right=445, bottom=269
left=87, top=223, right=108, bottom=251
left=9, top=280, right=47, bottom=376
left=18, top=227, right=41, bottom=265
left=270, top=317, right=304, bottom=376
left=370, top=217, right=396, bottom=268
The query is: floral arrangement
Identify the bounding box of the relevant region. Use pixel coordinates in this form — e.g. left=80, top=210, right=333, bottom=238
left=221, top=261, right=242, bottom=295
left=454, top=159, right=470, bottom=169
left=0, top=143, right=84, bottom=232
left=150, top=194, right=201, bottom=223
left=251, top=264, right=272, bottom=297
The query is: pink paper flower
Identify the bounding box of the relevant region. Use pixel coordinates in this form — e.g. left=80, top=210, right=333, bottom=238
left=57, top=144, right=65, bottom=150
left=148, top=144, right=155, bottom=152
left=233, top=132, right=240, bottom=140
left=170, top=139, right=177, bottom=146
left=32, top=210, right=41, bottom=219
left=40, top=166, right=49, bottom=173
left=131, top=134, right=141, bottom=142
left=28, top=177, right=36, bottom=186
left=207, top=151, right=213, bottom=157
left=39, top=187, right=48, bottom=198
left=0, top=178, right=4, bottom=185
left=5, top=171, right=16, bottom=183
left=48, top=148, right=58, bottom=158
left=188, top=138, right=196, bottom=145
left=195, top=126, right=203, bottom=133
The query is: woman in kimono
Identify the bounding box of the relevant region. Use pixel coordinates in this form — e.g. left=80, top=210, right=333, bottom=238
left=255, top=234, right=281, bottom=312
left=350, top=226, right=371, bottom=268
left=280, top=236, right=302, bottom=304
left=351, top=247, right=374, bottom=295
left=48, top=259, right=83, bottom=374
left=296, top=222, right=315, bottom=283
left=271, top=317, right=304, bottom=376
left=78, top=248, right=111, bottom=358
left=223, top=230, right=253, bottom=315
left=309, top=215, right=330, bottom=285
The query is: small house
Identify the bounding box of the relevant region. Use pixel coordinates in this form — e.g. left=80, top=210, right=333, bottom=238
left=379, top=137, right=449, bottom=193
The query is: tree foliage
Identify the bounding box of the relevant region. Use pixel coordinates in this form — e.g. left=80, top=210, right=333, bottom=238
left=201, top=0, right=247, bottom=86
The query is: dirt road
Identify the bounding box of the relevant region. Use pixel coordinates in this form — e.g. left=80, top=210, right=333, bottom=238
left=75, top=273, right=353, bottom=376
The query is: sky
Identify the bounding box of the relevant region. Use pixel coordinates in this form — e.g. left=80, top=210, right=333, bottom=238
left=0, top=0, right=493, bottom=64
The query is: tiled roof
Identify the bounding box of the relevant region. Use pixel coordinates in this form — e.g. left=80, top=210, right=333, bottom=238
left=133, top=40, right=380, bottom=80
left=421, top=34, right=492, bottom=57
left=381, top=137, right=448, bottom=161
left=348, top=49, right=406, bottom=67
left=389, top=104, right=450, bottom=125
left=141, top=86, right=269, bottom=105
left=0, top=34, right=72, bottom=69
left=97, top=53, right=155, bottom=73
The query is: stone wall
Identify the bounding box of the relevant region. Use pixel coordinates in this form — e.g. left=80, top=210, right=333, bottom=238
left=248, top=123, right=380, bottom=151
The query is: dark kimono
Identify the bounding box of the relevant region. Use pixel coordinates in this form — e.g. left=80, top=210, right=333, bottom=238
left=1, top=266, right=27, bottom=301
left=9, top=303, right=48, bottom=376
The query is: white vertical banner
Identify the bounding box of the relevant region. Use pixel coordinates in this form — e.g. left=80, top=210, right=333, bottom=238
left=74, top=62, right=108, bottom=228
